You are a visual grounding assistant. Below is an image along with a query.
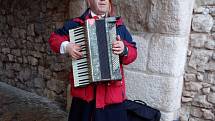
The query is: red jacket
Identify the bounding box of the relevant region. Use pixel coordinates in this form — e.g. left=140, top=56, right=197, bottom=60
left=48, top=9, right=137, bottom=108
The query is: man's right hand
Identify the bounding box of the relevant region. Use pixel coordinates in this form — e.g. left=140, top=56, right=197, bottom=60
left=65, top=43, right=83, bottom=59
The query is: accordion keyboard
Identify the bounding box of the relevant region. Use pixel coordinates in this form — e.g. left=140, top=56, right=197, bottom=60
left=69, top=26, right=90, bottom=87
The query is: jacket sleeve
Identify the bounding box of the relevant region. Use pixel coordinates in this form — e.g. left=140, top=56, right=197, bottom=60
left=117, top=25, right=137, bottom=65
left=48, top=20, right=80, bottom=53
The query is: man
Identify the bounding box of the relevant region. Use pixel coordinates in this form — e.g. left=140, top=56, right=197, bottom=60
left=48, top=0, right=137, bottom=121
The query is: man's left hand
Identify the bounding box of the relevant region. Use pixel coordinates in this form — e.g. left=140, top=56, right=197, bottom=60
left=112, top=35, right=124, bottom=55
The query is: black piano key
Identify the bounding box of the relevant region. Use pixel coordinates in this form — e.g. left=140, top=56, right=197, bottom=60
left=78, top=65, right=87, bottom=69
left=78, top=73, right=89, bottom=77
left=74, top=29, right=84, bottom=33
left=77, top=57, right=87, bottom=61
left=76, top=55, right=87, bottom=60
left=77, top=61, right=87, bottom=65
left=82, top=53, right=87, bottom=56
left=78, top=66, right=88, bottom=70
left=79, top=78, right=90, bottom=82
left=74, top=27, right=83, bottom=31
left=74, top=30, right=84, bottom=34
left=74, top=32, right=84, bottom=37
left=81, top=48, right=86, bottom=51
left=74, top=27, right=84, bottom=32
left=77, top=63, right=87, bottom=67
left=75, top=37, right=85, bottom=41
left=77, top=60, right=87, bottom=66
left=81, top=48, right=87, bottom=52
left=76, top=40, right=85, bottom=44
left=80, top=45, right=86, bottom=48
left=78, top=71, right=88, bottom=75
left=79, top=82, right=89, bottom=85
left=75, top=32, right=85, bottom=37
left=79, top=82, right=90, bottom=85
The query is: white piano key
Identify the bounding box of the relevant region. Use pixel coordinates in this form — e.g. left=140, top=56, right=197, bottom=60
left=74, top=34, right=85, bottom=39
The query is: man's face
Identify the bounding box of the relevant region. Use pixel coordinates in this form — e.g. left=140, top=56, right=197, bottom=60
left=88, top=0, right=110, bottom=15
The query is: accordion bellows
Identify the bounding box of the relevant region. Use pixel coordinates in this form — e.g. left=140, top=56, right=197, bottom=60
left=69, top=17, right=122, bottom=87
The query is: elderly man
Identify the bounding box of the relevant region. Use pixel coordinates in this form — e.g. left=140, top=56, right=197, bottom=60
left=48, top=0, right=137, bottom=121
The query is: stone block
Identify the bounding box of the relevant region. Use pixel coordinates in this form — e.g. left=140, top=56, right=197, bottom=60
left=115, top=0, right=149, bottom=32
left=47, top=79, right=65, bottom=94
left=69, top=0, right=87, bottom=18
left=27, top=56, right=38, bottom=66
left=207, top=72, right=215, bottom=84
left=124, top=34, right=150, bottom=72
left=11, top=49, right=21, bottom=57
left=205, top=39, right=215, bottom=50
left=179, top=106, right=190, bottom=121
left=190, top=33, right=208, bottom=48
left=207, top=93, right=215, bottom=104
left=184, top=73, right=196, bottom=82
left=125, top=70, right=183, bottom=112
left=160, top=109, right=179, bottom=121
left=202, top=87, right=210, bottom=94
left=188, top=49, right=213, bottom=71
left=148, top=34, right=188, bottom=77
left=192, top=95, right=213, bottom=109
left=192, top=14, right=214, bottom=33
left=2, top=48, right=10, bottom=54
left=193, top=6, right=208, bottom=14
left=184, top=82, right=202, bottom=92
left=27, top=24, right=35, bottom=36
left=182, top=91, right=196, bottom=98
left=181, top=97, right=193, bottom=103
left=33, top=77, right=45, bottom=89
left=195, top=0, right=215, bottom=6
left=189, top=117, right=205, bottom=121
left=147, top=0, right=195, bottom=35
left=202, top=109, right=214, bottom=120
left=211, top=86, right=215, bottom=92
left=190, top=107, right=203, bottom=118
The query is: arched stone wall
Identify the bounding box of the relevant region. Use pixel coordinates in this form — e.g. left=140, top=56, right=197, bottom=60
left=0, top=0, right=196, bottom=121
left=110, top=0, right=194, bottom=121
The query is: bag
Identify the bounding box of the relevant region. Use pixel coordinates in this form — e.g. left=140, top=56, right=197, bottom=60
left=124, top=100, right=161, bottom=121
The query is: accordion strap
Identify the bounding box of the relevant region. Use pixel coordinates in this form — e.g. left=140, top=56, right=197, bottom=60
left=133, top=100, right=147, bottom=105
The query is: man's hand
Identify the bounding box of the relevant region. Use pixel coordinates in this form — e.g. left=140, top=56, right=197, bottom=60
left=112, top=35, right=125, bottom=55
left=66, top=43, right=83, bottom=59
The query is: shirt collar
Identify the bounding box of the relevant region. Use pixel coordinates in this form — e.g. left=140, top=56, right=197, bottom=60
left=90, top=10, right=106, bottom=19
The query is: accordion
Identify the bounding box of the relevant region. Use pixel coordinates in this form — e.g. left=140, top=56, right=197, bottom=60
left=69, top=17, right=122, bottom=87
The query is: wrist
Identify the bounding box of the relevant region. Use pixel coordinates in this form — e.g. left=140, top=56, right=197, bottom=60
left=120, top=46, right=128, bottom=56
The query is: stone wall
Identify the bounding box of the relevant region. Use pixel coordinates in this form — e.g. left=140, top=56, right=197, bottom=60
left=0, top=0, right=71, bottom=107
left=1, top=0, right=206, bottom=121
left=180, top=0, right=215, bottom=121
left=122, top=0, right=194, bottom=121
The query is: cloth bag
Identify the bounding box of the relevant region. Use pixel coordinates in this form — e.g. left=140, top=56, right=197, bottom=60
left=124, top=100, right=161, bottom=121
